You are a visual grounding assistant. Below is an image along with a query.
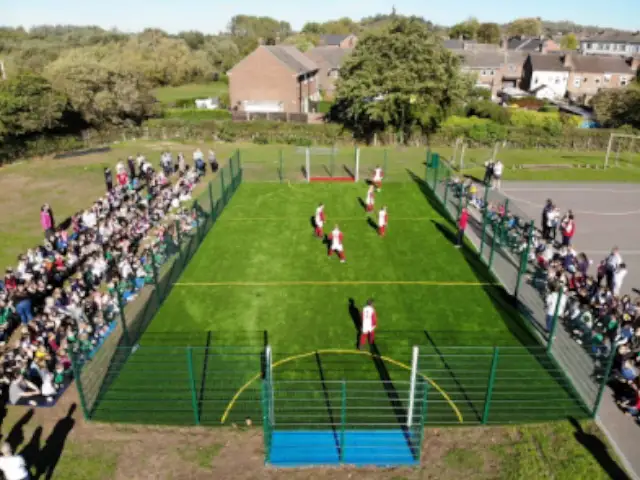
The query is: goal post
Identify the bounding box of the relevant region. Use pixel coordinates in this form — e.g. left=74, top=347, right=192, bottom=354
left=407, top=345, right=419, bottom=428
left=299, top=146, right=358, bottom=182
left=605, top=132, right=640, bottom=168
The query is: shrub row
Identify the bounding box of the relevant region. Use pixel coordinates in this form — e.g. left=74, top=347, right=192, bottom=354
left=2, top=117, right=639, bottom=165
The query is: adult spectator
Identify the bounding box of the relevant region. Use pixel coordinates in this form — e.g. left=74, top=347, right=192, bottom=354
left=491, top=160, right=503, bottom=190
left=456, top=207, right=468, bottom=248
left=545, top=283, right=567, bottom=332
left=541, top=199, right=553, bottom=240
left=208, top=150, right=219, bottom=173
left=9, top=374, right=40, bottom=406
left=613, top=263, right=628, bottom=297
left=560, top=212, right=576, bottom=247
left=127, top=156, right=136, bottom=179
left=40, top=205, right=54, bottom=238
left=0, top=443, right=30, bottom=480
left=104, top=167, right=113, bottom=192
left=13, top=284, right=33, bottom=325
left=605, top=247, right=623, bottom=290
left=483, top=160, right=494, bottom=186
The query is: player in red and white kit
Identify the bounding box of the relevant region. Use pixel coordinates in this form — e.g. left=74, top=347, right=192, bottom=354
left=314, top=203, right=325, bottom=238
left=378, top=206, right=388, bottom=237
left=328, top=225, right=346, bottom=263
left=365, top=185, right=375, bottom=212
left=372, top=166, right=384, bottom=192
left=359, top=299, right=377, bottom=348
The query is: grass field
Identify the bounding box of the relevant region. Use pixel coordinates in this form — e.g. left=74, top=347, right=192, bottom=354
left=152, top=82, right=228, bottom=104
left=90, top=180, right=587, bottom=434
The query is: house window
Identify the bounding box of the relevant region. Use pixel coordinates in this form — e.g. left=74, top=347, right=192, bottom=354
left=574, top=77, right=581, bottom=87
left=604, top=74, right=611, bottom=83
left=329, top=70, right=339, bottom=78
left=593, top=43, right=600, bottom=49
left=508, top=64, right=516, bottom=72
left=534, top=76, right=539, bottom=85
left=586, top=43, right=592, bottom=49
left=621, top=77, right=629, bottom=86
left=595, top=77, right=601, bottom=85
left=555, top=76, right=561, bottom=84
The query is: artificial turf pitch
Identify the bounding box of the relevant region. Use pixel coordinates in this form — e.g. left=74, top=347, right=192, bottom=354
left=91, top=181, right=587, bottom=427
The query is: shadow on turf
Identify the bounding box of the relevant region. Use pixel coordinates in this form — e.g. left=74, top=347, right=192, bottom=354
left=0, top=403, right=77, bottom=479
left=347, top=299, right=362, bottom=348
left=314, top=353, right=341, bottom=456
left=366, top=217, right=378, bottom=233
left=408, top=169, right=590, bottom=419
left=357, top=197, right=366, bottom=211
left=568, top=417, right=630, bottom=480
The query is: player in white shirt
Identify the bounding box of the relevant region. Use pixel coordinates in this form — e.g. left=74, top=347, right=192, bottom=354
left=314, top=204, right=325, bottom=238
left=378, top=206, right=388, bottom=237
left=372, top=166, right=384, bottom=192
left=328, top=225, right=346, bottom=263
left=359, top=299, right=377, bottom=349
left=492, top=160, right=503, bottom=190
left=365, top=185, right=375, bottom=212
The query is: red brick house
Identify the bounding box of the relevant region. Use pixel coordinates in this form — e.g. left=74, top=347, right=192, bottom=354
left=228, top=45, right=320, bottom=113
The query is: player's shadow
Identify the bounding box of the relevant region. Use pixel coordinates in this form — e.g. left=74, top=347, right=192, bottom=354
left=364, top=179, right=373, bottom=186
left=568, top=417, right=630, bottom=480
left=20, top=426, right=43, bottom=471
left=322, top=234, right=331, bottom=254
left=35, top=404, right=77, bottom=480
left=357, top=197, right=366, bottom=211
left=314, top=353, right=341, bottom=455
left=366, top=217, right=378, bottom=233
left=6, top=408, right=35, bottom=451
left=309, top=215, right=316, bottom=229
left=348, top=298, right=362, bottom=348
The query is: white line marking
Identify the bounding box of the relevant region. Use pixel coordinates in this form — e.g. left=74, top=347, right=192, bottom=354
left=582, top=250, right=640, bottom=256
left=503, top=194, right=640, bottom=216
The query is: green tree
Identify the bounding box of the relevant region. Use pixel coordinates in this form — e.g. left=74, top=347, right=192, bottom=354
left=45, top=59, right=157, bottom=127
left=332, top=18, right=471, bottom=142
left=592, top=87, right=640, bottom=128
left=477, top=23, right=501, bottom=44
left=228, top=15, right=292, bottom=43
left=301, top=22, right=324, bottom=35
left=449, top=18, right=479, bottom=40
left=507, top=18, right=542, bottom=37
left=560, top=33, right=579, bottom=50
left=282, top=33, right=320, bottom=52
left=0, top=73, right=69, bottom=137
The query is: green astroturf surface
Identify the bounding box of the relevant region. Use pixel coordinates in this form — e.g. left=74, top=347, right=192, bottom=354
left=91, top=181, right=587, bottom=427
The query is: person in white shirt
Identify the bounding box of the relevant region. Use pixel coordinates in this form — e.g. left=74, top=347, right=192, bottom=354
left=545, top=285, right=567, bottom=332
left=0, top=443, right=30, bottom=480
left=491, top=160, right=503, bottom=190
left=605, top=247, right=622, bottom=290
left=613, top=263, right=628, bottom=296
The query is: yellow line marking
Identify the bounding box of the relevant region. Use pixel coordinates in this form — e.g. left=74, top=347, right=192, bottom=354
left=174, top=280, right=496, bottom=287
left=220, top=349, right=464, bottom=424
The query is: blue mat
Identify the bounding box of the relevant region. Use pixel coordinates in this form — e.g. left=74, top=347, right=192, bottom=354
left=269, top=430, right=418, bottom=467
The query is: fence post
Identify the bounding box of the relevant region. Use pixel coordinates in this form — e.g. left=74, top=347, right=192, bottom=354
left=383, top=149, right=389, bottom=180
left=432, top=154, right=440, bottom=190
left=592, top=345, right=617, bottom=417
left=207, top=181, right=215, bottom=219
left=514, top=221, right=534, bottom=299
left=174, top=219, right=183, bottom=246
left=279, top=149, right=284, bottom=183
left=70, top=351, right=90, bottom=420
left=220, top=167, right=226, bottom=206
left=479, top=187, right=491, bottom=255
left=186, top=347, right=200, bottom=425
left=339, top=380, right=347, bottom=464
left=407, top=345, right=419, bottom=427
left=488, top=221, right=500, bottom=271
left=482, top=347, right=500, bottom=425
left=546, top=286, right=565, bottom=353
left=262, top=381, right=271, bottom=464
left=149, top=248, right=162, bottom=304
left=116, top=290, right=130, bottom=346
left=417, top=379, right=429, bottom=459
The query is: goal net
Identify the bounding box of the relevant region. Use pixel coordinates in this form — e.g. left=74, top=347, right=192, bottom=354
left=605, top=133, right=640, bottom=168
left=299, top=147, right=360, bottom=182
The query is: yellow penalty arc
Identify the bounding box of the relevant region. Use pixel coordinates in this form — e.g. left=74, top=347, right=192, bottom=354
left=220, top=348, right=464, bottom=424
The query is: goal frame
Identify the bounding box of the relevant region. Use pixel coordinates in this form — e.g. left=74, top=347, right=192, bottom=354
left=604, top=133, right=640, bottom=168
left=302, top=147, right=360, bottom=183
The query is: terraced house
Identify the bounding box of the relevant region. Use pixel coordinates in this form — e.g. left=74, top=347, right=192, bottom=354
left=580, top=31, right=640, bottom=56
left=305, top=46, right=352, bottom=100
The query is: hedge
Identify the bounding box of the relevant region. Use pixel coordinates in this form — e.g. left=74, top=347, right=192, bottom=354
left=1, top=117, right=639, bottom=165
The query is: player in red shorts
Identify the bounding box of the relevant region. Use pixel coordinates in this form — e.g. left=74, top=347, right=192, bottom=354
left=366, top=185, right=375, bottom=212
left=314, top=203, right=325, bottom=238
left=372, top=166, right=384, bottom=192
left=359, top=299, right=377, bottom=349
left=378, top=206, right=388, bottom=237
left=328, top=224, right=346, bottom=263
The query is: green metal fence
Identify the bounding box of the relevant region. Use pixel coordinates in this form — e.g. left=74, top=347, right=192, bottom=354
left=73, top=152, right=244, bottom=420
left=423, top=155, right=614, bottom=418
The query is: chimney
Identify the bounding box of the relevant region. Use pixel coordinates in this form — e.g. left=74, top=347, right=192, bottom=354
left=563, top=53, right=573, bottom=68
